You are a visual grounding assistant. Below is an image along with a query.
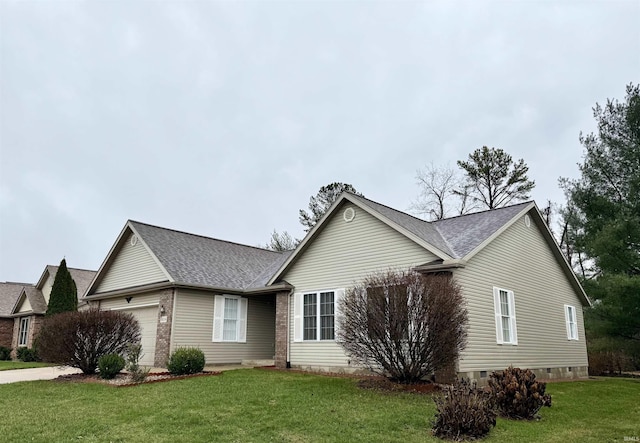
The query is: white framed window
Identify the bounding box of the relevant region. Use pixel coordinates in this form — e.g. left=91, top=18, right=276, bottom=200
left=493, top=287, right=517, bottom=345
left=565, top=305, right=578, bottom=340
left=18, top=317, right=30, bottom=347
left=294, top=289, right=344, bottom=342
left=213, top=295, right=247, bottom=343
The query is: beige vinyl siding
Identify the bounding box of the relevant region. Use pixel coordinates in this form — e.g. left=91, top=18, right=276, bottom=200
left=95, top=232, right=168, bottom=293
left=172, top=289, right=276, bottom=364
left=16, top=296, right=31, bottom=313
left=455, top=211, right=588, bottom=372
left=99, top=292, right=161, bottom=310
left=42, top=275, right=53, bottom=304
left=282, top=202, right=438, bottom=369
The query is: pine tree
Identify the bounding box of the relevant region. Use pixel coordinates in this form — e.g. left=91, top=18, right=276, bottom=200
left=46, top=258, right=78, bottom=315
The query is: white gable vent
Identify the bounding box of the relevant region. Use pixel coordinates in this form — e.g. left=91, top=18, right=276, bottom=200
left=343, top=207, right=356, bottom=223
left=524, top=215, right=531, bottom=228
left=130, top=235, right=138, bottom=246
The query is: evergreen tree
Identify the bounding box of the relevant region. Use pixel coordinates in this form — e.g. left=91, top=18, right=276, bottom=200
left=299, top=182, right=364, bottom=232
left=46, top=258, right=78, bottom=315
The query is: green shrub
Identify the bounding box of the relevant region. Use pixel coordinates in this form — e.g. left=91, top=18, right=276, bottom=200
left=125, top=344, right=149, bottom=382
left=488, top=366, right=552, bottom=420
left=432, top=378, right=496, bottom=441
left=98, top=354, right=125, bottom=379
left=16, top=347, right=39, bottom=362
left=167, top=347, right=205, bottom=375
left=0, top=346, right=11, bottom=360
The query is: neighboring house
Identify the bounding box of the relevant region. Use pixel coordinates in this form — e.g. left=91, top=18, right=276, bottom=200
left=85, top=193, right=590, bottom=381
left=0, top=282, right=30, bottom=349
left=9, top=266, right=96, bottom=353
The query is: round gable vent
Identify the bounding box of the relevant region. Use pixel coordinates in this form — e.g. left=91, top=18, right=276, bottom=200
left=524, top=214, right=531, bottom=228
left=343, top=207, right=356, bottom=222
left=130, top=235, right=138, bottom=246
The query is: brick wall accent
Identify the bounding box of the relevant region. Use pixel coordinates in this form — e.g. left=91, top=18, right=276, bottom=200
left=154, top=288, right=175, bottom=367
left=275, top=291, right=290, bottom=369
left=29, top=316, right=44, bottom=347
left=0, top=318, right=13, bottom=348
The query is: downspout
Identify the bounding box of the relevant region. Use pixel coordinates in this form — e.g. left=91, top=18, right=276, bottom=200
left=286, top=291, right=292, bottom=368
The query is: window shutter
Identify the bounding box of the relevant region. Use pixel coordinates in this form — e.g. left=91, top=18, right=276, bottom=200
left=293, top=292, right=303, bottom=342
left=237, top=297, right=248, bottom=343
left=212, top=295, right=225, bottom=342
left=509, top=290, right=518, bottom=345
left=334, top=288, right=345, bottom=340
left=493, top=287, right=504, bottom=344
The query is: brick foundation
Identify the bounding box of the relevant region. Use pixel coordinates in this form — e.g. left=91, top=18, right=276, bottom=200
left=460, top=365, right=589, bottom=386
left=0, top=318, right=13, bottom=348
left=275, top=291, right=290, bottom=369
left=154, top=289, right=175, bottom=367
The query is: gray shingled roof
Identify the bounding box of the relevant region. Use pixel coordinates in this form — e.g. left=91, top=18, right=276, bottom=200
left=44, top=266, right=97, bottom=302
left=130, top=221, right=291, bottom=290
left=0, top=282, right=30, bottom=317
left=432, top=202, right=532, bottom=258
left=348, top=194, right=531, bottom=259
left=22, top=286, right=47, bottom=314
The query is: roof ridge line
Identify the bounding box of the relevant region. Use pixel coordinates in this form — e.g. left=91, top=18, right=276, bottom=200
left=432, top=200, right=534, bottom=224
left=129, top=220, right=286, bottom=255
left=348, top=193, right=433, bottom=225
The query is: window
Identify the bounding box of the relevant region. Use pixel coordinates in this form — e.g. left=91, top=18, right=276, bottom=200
left=212, top=295, right=247, bottom=342
left=493, top=287, right=517, bottom=345
left=565, top=305, right=578, bottom=340
left=294, top=289, right=344, bottom=342
left=18, top=317, right=29, bottom=347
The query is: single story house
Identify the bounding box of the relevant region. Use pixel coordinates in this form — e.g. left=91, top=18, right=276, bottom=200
left=84, top=192, right=590, bottom=381
left=7, top=265, right=96, bottom=355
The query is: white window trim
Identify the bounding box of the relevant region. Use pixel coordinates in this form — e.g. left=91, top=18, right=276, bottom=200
left=212, top=295, right=247, bottom=343
left=294, top=288, right=344, bottom=342
left=493, top=287, right=518, bottom=345
left=18, top=317, right=30, bottom=347
left=565, top=304, right=579, bottom=340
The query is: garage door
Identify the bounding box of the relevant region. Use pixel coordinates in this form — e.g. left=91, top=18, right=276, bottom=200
left=121, top=306, right=158, bottom=367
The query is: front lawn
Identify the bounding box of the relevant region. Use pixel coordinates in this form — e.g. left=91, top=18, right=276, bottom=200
left=0, top=369, right=638, bottom=442
left=0, top=361, right=54, bottom=371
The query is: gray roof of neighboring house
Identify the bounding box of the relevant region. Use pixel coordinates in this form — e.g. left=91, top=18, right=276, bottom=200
left=130, top=221, right=292, bottom=290
left=349, top=193, right=531, bottom=259
left=21, top=286, right=48, bottom=314
left=43, top=266, right=97, bottom=302
left=0, top=282, right=30, bottom=317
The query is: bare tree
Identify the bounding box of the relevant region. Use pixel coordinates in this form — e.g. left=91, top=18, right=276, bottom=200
left=337, top=270, right=468, bottom=383
left=411, top=163, right=476, bottom=220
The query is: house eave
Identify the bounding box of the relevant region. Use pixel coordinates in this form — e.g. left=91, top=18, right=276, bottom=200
left=413, top=260, right=466, bottom=273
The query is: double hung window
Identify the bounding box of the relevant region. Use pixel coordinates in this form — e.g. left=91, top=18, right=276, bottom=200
left=493, top=287, right=517, bottom=345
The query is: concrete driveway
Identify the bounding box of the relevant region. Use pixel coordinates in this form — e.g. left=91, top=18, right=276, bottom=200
left=0, top=366, right=82, bottom=384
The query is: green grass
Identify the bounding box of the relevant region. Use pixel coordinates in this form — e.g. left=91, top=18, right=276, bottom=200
left=0, top=361, right=54, bottom=371
left=0, top=370, right=638, bottom=442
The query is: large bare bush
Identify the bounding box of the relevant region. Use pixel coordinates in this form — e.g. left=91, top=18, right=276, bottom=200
left=36, top=308, right=141, bottom=374
left=337, top=270, right=467, bottom=383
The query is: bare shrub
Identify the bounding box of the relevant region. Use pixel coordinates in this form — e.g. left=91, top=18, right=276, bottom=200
left=36, top=308, right=141, bottom=374
left=488, top=366, right=552, bottom=420
left=337, top=270, right=468, bottom=383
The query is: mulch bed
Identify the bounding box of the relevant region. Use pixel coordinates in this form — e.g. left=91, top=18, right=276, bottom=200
left=54, top=371, right=222, bottom=387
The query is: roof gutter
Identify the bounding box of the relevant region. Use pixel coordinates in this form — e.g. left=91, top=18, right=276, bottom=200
left=413, top=260, right=466, bottom=273
left=84, top=281, right=294, bottom=301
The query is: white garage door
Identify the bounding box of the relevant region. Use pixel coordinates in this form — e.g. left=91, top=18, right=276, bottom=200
left=122, top=306, right=158, bottom=367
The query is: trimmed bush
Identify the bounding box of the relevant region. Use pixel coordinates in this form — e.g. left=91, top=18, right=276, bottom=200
left=167, top=347, right=205, bottom=375
left=432, top=378, right=496, bottom=441
left=488, top=366, right=552, bottom=420
left=17, top=347, right=39, bottom=362
left=98, top=354, right=125, bottom=379
left=36, top=308, right=140, bottom=374
left=125, top=343, right=149, bottom=383
left=0, top=346, right=11, bottom=360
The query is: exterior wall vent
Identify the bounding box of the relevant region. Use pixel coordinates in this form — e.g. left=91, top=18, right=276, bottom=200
left=343, top=207, right=356, bottom=223
left=524, top=214, right=531, bottom=228
left=130, top=235, right=138, bottom=246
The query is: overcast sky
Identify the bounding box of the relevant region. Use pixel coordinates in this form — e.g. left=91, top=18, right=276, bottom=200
left=1, top=1, right=638, bottom=283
